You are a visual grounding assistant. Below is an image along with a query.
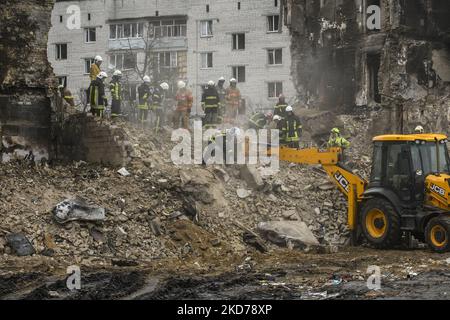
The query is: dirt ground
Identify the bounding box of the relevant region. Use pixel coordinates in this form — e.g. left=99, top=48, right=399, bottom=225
left=1, top=247, right=450, bottom=300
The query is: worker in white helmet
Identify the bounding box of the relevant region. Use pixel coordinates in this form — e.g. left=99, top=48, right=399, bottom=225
left=216, top=77, right=227, bottom=124
left=90, top=55, right=103, bottom=81
left=173, top=80, right=193, bottom=129
left=110, top=70, right=123, bottom=120
left=202, top=80, right=220, bottom=130
left=137, top=76, right=152, bottom=125
left=282, top=105, right=303, bottom=148
left=225, top=78, right=241, bottom=123
left=415, top=125, right=425, bottom=134
left=89, top=71, right=108, bottom=118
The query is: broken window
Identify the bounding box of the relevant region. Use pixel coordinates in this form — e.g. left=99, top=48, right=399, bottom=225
left=268, top=48, right=282, bottom=65
left=367, top=53, right=381, bottom=103
left=55, top=43, right=67, bottom=60
left=232, top=33, right=245, bottom=50
left=232, top=66, right=246, bottom=83
left=57, top=76, right=67, bottom=87
left=267, top=15, right=280, bottom=32
left=268, top=82, right=283, bottom=98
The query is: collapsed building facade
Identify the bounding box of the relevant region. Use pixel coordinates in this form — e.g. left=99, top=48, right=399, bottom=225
left=283, top=0, right=450, bottom=134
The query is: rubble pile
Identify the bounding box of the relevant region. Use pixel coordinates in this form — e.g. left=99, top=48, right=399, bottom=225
left=0, top=115, right=372, bottom=265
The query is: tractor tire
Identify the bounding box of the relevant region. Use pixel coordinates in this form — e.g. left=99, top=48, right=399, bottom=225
left=425, top=217, right=450, bottom=253
left=360, top=198, right=401, bottom=249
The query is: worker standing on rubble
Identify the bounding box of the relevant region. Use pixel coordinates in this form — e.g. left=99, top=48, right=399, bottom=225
left=90, top=56, right=103, bottom=82
left=271, top=115, right=286, bottom=145
left=216, top=76, right=227, bottom=124
left=327, top=128, right=350, bottom=149
left=137, top=76, right=151, bottom=124
left=202, top=80, right=220, bottom=130
left=282, top=106, right=302, bottom=149
left=274, top=94, right=288, bottom=118
left=159, top=82, right=170, bottom=128
left=90, top=71, right=108, bottom=118
left=415, top=125, right=425, bottom=134
left=248, top=112, right=273, bottom=130
left=174, top=80, right=193, bottom=130
left=150, top=83, right=163, bottom=131
left=110, top=70, right=123, bottom=120
left=225, top=78, right=241, bottom=123
left=58, top=85, right=75, bottom=107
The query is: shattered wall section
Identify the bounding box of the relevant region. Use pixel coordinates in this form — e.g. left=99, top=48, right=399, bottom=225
left=285, top=0, right=450, bottom=134
left=57, top=114, right=132, bottom=167
left=0, top=0, right=56, bottom=162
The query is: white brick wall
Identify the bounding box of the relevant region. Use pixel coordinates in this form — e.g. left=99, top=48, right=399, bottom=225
left=48, top=0, right=295, bottom=110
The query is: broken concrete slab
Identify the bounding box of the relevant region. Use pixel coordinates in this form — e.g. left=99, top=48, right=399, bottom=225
left=239, top=164, right=265, bottom=190
left=5, top=233, right=35, bottom=256
left=53, top=198, right=106, bottom=224
left=257, top=221, right=320, bottom=249
left=236, top=188, right=252, bottom=199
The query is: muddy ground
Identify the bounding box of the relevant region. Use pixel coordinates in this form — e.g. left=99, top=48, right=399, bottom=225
left=1, top=247, right=449, bottom=300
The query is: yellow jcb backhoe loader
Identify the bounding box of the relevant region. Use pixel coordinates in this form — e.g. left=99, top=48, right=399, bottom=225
left=274, top=134, right=450, bottom=253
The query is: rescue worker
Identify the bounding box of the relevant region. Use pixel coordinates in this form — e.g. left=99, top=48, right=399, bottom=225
left=282, top=106, right=302, bottom=149
left=90, top=55, right=103, bottom=81
left=109, top=70, right=123, bottom=120
left=248, top=112, right=273, bottom=130
left=90, top=71, right=108, bottom=118
left=150, top=83, right=163, bottom=130
left=58, top=85, right=75, bottom=107
left=327, top=128, right=350, bottom=149
left=159, top=82, right=170, bottom=127
left=274, top=94, right=288, bottom=118
left=173, top=81, right=193, bottom=130
left=216, top=76, right=227, bottom=124
left=225, top=78, right=241, bottom=123
left=137, top=76, right=151, bottom=124
left=415, top=125, right=425, bottom=134
left=202, top=80, right=220, bottom=129
left=272, top=115, right=286, bottom=145
left=205, top=127, right=241, bottom=165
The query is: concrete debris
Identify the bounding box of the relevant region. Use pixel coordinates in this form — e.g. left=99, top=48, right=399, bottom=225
left=53, top=198, right=106, bottom=224
left=117, top=167, right=131, bottom=177
left=257, top=221, right=320, bottom=249
left=236, top=188, right=252, bottom=199
left=5, top=233, right=36, bottom=256
left=239, top=165, right=265, bottom=190
left=243, top=231, right=268, bottom=253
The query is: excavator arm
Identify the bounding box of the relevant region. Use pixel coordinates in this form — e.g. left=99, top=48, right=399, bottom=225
left=274, top=147, right=368, bottom=231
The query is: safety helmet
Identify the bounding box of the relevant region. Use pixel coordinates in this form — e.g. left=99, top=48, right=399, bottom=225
left=177, top=81, right=186, bottom=89
left=273, top=115, right=282, bottom=121
left=208, top=80, right=215, bottom=86
left=331, top=128, right=340, bottom=134
left=228, top=127, right=241, bottom=137
left=415, top=125, right=424, bottom=134
left=285, top=106, right=293, bottom=112
left=266, top=112, right=273, bottom=120
left=97, top=71, right=108, bottom=79
left=94, top=55, right=103, bottom=63
left=113, top=70, right=122, bottom=77
left=143, top=75, right=151, bottom=83
left=218, top=76, right=225, bottom=82
left=230, top=78, right=237, bottom=83
left=160, top=82, right=169, bottom=91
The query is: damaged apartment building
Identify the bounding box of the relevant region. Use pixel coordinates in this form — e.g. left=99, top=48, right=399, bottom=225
left=282, top=0, right=450, bottom=134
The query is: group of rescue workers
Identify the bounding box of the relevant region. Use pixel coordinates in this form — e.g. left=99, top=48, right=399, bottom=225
left=57, top=55, right=361, bottom=151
